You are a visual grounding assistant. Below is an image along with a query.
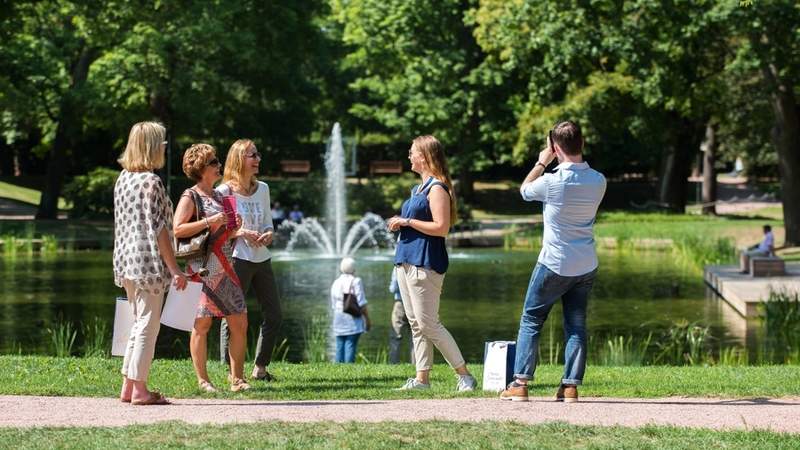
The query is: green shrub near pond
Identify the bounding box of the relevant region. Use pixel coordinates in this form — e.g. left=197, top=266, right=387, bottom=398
left=63, top=167, right=119, bottom=219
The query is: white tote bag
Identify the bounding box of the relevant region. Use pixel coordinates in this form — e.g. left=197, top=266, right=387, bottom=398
left=160, top=281, right=203, bottom=332
left=112, top=297, right=134, bottom=357
left=482, top=341, right=516, bottom=392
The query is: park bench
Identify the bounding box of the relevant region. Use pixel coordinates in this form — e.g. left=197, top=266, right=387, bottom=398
left=750, top=256, right=786, bottom=277
left=369, top=160, right=403, bottom=176
left=280, top=160, right=311, bottom=176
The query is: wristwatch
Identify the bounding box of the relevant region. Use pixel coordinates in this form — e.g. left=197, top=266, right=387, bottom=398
left=403, top=218, right=411, bottom=227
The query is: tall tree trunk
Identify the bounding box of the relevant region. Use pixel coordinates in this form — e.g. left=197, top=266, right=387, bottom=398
left=702, top=122, right=718, bottom=216
left=762, top=63, right=800, bottom=246
left=0, top=139, right=12, bottom=176
left=457, top=166, right=474, bottom=203
left=658, top=118, right=702, bottom=212
left=36, top=47, right=97, bottom=219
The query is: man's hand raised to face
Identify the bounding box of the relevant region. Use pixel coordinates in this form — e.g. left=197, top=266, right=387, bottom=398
left=538, top=136, right=557, bottom=166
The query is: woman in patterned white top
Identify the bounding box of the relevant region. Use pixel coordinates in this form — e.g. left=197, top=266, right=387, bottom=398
left=174, top=143, right=250, bottom=393
left=113, top=121, right=188, bottom=406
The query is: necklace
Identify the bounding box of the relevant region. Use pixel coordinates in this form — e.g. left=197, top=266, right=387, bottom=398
left=194, top=184, right=214, bottom=197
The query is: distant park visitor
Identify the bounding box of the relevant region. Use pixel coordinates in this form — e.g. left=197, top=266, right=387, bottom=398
left=330, top=257, right=371, bottom=363
left=387, top=135, right=477, bottom=392
left=740, top=224, right=775, bottom=273
left=288, top=204, right=304, bottom=223
left=501, top=121, right=606, bottom=403
left=217, top=139, right=282, bottom=382
left=388, top=268, right=414, bottom=365
left=113, top=121, right=188, bottom=406
left=271, top=201, right=286, bottom=228
left=173, top=143, right=250, bottom=393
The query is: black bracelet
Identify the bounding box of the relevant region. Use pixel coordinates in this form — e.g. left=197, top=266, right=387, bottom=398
left=536, top=161, right=546, bottom=169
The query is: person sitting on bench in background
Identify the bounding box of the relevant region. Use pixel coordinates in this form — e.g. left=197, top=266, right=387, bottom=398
left=740, top=224, right=774, bottom=273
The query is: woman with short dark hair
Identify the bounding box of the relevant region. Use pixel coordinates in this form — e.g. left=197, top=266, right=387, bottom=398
left=174, top=143, right=250, bottom=393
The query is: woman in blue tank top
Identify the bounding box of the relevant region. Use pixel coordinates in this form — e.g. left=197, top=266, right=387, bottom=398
left=386, top=135, right=477, bottom=392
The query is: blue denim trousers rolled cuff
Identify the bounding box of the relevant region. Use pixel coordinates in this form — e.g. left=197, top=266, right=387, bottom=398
left=513, top=263, right=597, bottom=386
left=335, top=333, right=361, bottom=363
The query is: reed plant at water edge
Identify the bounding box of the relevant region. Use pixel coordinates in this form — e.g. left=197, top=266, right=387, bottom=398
left=357, top=345, right=388, bottom=364
left=82, top=317, right=109, bottom=358
left=47, top=319, right=77, bottom=357
left=763, top=290, right=800, bottom=363
left=303, top=315, right=329, bottom=363
left=600, top=333, right=652, bottom=366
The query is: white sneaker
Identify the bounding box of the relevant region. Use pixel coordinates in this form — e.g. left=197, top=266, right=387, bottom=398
left=456, top=374, right=477, bottom=392
left=395, top=378, right=431, bottom=391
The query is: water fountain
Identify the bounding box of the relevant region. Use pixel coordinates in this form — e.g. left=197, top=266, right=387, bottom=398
left=278, top=123, right=395, bottom=257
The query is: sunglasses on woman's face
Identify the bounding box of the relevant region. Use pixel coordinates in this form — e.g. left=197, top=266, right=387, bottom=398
left=207, top=158, right=220, bottom=166
left=245, top=151, right=261, bottom=159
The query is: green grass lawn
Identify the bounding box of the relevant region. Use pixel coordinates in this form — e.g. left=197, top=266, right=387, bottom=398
left=0, top=180, right=70, bottom=210
left=1, top=356, right=798, bottom=400
left=0, top=421, right=796, bottom=449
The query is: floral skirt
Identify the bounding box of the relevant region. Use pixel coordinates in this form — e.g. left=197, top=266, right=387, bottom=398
left=188, top=231, right=246, bottom=318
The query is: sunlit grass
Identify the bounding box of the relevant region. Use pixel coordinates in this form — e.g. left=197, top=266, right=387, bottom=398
left=0, top=180, right=70, bottom=209
left=0, top=356, right=798, bottom=400
left=0, top=421, right=797, bottom=449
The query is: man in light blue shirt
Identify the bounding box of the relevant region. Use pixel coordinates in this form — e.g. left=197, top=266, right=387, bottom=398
left=501, top=121, right=606, bottom=403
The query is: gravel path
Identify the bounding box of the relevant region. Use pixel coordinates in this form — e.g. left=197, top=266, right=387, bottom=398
left=2, top=395, right=799, bottom=433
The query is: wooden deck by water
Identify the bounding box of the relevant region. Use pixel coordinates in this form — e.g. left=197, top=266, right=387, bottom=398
left=704, top=263, right=800, bottom=317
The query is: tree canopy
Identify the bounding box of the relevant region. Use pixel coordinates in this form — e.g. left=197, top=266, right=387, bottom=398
left=1, top=0, right=799, bottom=242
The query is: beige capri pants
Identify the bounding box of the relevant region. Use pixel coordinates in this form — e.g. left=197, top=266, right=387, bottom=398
left=121, top=279, right=164, bottom=381
left=395, top=263, right=465, bottom=371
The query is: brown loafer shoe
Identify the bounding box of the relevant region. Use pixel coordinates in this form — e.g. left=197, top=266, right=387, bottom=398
left=500, top=381, right=529, bottom=402
left=555, top=384, right=578, bottom=403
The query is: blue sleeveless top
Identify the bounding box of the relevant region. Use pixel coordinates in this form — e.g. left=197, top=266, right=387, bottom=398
left=394, top=177, right=450, bottom=274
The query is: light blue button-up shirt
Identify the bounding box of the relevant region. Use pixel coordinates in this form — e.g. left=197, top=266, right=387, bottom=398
left=521, top=162, right=606, bottom=277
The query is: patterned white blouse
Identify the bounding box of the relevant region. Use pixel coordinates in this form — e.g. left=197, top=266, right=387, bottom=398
left=113, top=170, right=174, bottom=295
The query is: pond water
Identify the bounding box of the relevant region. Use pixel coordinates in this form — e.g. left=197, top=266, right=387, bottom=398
left=0, top=248, right=766, bottom=364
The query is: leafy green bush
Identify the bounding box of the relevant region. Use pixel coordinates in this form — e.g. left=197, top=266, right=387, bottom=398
left=267, top=175, right=325, bottom=217
left=350, top=173, right=420, bottom=216
left=63, top=168, right=119, bottom=219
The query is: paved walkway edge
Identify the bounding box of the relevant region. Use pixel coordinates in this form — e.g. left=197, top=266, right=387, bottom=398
left=1, top=395, right=799, bottom=433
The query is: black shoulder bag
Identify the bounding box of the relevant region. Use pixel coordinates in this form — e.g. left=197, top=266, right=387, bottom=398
left=175, top=189, right=210, bottom=262
left=342, top=278, right=362, bottom=317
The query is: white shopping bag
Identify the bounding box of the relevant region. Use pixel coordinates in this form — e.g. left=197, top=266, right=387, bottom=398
left=112, top=297, right=134, bottom=357
left=160, top=281, right=203, bottom=332
left=482, top=341, right=516, bottom=392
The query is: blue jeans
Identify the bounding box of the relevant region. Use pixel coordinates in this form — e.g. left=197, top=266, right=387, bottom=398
left=514, top=263, right=597, bottom=385
left=335, top=333, right=361, bottom=363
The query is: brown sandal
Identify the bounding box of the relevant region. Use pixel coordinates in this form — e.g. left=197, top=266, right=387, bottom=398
left=131, top=391, right=171, bottom=406
left=229, top=377, right=251, bottom=392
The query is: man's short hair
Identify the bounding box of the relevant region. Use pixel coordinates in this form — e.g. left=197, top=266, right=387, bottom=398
left=551, top=121, right=583, bottom=156
left=764, top=224, right=772, bottom=232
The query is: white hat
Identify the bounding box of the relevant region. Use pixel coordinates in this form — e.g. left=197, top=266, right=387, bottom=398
left=340, top=257, right=356, bottom=274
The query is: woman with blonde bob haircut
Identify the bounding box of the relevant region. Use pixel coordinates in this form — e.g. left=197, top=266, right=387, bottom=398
left=113, top=121, right=189, bottom=405
left=174, top=143, right=250, bottom=393
left=118, top=122, right=167, bottom=172
left=386, top=135, right=477, bottom=392
left=217, top=139, right=282, bottom=382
